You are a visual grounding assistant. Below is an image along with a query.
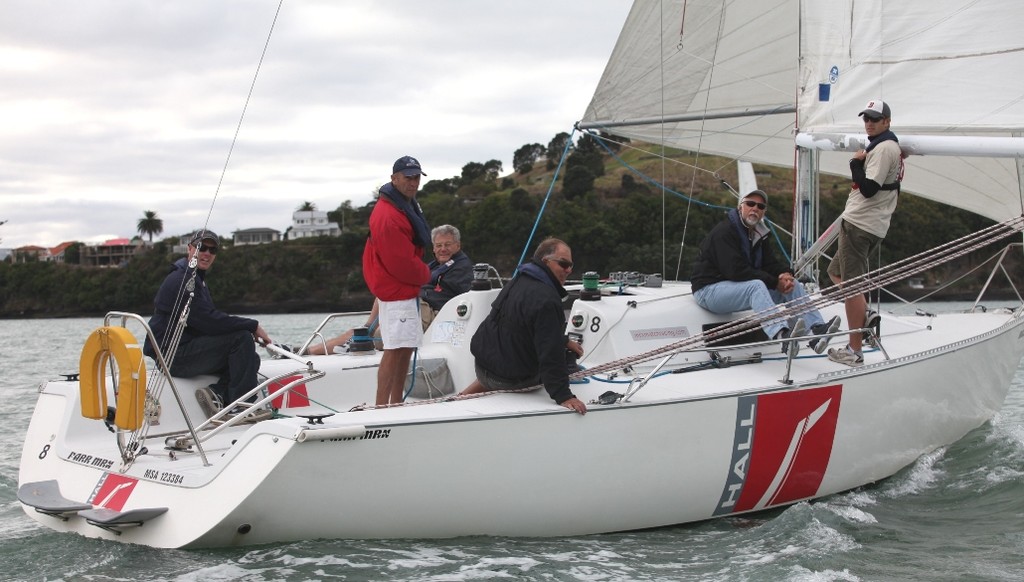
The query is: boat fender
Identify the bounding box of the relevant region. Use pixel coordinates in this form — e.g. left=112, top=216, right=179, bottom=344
left=79, top=326, right=148, bottom=431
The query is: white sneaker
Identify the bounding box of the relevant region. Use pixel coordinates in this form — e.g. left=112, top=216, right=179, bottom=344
left=828, top=345, right=863, bottom=366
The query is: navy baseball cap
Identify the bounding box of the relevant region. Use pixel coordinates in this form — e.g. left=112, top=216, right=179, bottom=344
left=393, top=156, right=426, bottom=177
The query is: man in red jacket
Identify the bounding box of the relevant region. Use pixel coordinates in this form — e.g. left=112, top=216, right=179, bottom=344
left=362, top=156, right=432, bottom=405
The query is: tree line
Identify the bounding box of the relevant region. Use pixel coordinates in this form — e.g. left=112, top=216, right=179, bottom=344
left=0, top=134, right=1012, bottom=318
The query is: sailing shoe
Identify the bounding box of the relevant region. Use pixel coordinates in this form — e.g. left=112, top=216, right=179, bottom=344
left=777, top=317, right=806, bottom=356
left=808, top=315, right=842, bottom=354
left=828, top=345, right=863, bottom=366
left=863, top=310, right=881, bottom=348
left=223, top=406, right=274, bottom=424
left=195, top=386, right=223, bottom=418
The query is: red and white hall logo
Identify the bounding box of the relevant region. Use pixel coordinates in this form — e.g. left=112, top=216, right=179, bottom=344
left=713, top=384, right=842, bottom=515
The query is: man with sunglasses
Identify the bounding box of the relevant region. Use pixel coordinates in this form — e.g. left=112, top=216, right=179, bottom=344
left=144, top=229, right=274, bottom=419
left=691, top=190, right=840, bottom=355
left=460, top=237, right=587, bottom=415
left=827, top=100, right=903, bottom=366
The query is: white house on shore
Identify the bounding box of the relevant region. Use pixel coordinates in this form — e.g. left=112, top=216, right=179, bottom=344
left=285, top=209, right=341, bottom=240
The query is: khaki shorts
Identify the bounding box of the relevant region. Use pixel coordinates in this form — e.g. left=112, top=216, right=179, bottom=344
left=420, top=298, right=438, bottom=330
left=378, top=298, right=423, bottom=350
left=827, top=220, right=882, bottom=281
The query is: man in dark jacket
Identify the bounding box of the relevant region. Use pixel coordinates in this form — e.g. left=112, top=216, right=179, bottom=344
left=691, top=190, right=839, bottom=355
left=460, top=237, right=587, bottom=415
left=420, top=224, right=473, bottom=316
left=144, top=229, right=273, bottom=417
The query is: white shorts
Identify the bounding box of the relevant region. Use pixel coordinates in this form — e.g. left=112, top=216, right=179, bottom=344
left=378, top=298, right=423, bottom=349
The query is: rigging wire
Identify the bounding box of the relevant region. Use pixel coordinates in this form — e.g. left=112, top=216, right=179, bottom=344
left=573, top=215, right=1024, bottom=379
left=366, top=216, right=1024, bottom=413
left=122, top=0, right=286, bottom=469
left=203, top=0, right=285, bottom=230
left=586, top=130, right=796, bottom=265
left=674, top=0, right=728, bottom=281
left=516, top=128, right=578, bottom=268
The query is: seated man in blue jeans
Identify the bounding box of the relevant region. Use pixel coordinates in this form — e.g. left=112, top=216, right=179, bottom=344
left=143, top=229, right=274, bottom=419
left=690, top=190, right=840, bottom=355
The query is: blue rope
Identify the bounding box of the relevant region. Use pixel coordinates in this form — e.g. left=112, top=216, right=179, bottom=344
left=350, top=315, right=378, bottom=343
left=517, top=128, right=579, bottom=268
left=587, top=131, right=793, bottom=264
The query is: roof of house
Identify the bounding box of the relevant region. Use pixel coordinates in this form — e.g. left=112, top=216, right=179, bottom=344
left=234, top=227, right=281, bottom=234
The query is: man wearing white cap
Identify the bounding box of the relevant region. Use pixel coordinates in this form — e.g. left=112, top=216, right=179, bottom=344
left=827, top=100, right=903, bottom=366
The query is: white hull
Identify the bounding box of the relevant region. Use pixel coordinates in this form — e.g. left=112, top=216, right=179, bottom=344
left=18, top=284, right=1024, bottom=547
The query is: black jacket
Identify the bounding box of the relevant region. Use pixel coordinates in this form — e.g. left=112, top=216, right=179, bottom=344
left=420, top=250, right=473, bottom=311
left=470, top=260, right=575, bottom=404
left=143, top=257, right=258, bottom=359
left=690, top=209, right=791, bottom=292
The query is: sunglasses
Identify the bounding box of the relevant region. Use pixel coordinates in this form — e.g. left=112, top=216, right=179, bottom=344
left=547, top=257, right=574, bottom=270
left=743, top=200, right=767, bottom=210
left=195, top=243, right=218, bottom=255
left=863, top=116, right=883, bottom=122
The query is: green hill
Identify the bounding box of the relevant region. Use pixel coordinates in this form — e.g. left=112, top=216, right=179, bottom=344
left=1, top=138, right=1014, bottom=318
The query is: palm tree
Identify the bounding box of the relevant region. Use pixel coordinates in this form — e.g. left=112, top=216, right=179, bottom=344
left=298, top=201, right=317, bottom=211
left=137, top=210, right=164, bottom=243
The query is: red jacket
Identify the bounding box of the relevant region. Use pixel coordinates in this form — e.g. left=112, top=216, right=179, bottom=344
left=362, top=196, right=430, bottom=301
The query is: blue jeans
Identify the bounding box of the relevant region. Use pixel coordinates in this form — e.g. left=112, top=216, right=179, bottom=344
left=694, top=280, right=824, bottom=338
left=169, top=330, right=260, bottom=404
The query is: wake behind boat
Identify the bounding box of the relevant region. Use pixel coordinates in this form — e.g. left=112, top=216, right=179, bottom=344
left=18, top=0, right=1024, bottom=548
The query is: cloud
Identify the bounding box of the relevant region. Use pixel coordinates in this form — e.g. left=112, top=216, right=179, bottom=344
left=0, top=0, right=632, bottom=249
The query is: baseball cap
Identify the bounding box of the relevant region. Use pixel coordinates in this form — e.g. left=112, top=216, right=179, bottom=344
left=859, top=100, right=891, bottom=120
left=189, top=229, right=219, bottom=246
left=742, top=189, right=768, bottom=204
left=393, top=156, right=426, bottom=177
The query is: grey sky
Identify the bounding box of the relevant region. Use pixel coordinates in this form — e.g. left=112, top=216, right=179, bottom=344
left=0, top=0, right=632, bottom=249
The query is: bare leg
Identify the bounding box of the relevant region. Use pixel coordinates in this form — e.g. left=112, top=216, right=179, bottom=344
left=845, top=294, right=866, bottom=352
left=377, top=347, right=414, bottom=405
left=305, top=329, right=355, bottom=355
left=831, top=273, right=866, bottom=352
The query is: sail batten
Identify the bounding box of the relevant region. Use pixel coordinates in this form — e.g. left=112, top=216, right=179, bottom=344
left=578, top=105, right=796, bottom=130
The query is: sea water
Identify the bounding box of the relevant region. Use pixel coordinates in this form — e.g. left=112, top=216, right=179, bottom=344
left=1, top=304, right=1022, bottom=581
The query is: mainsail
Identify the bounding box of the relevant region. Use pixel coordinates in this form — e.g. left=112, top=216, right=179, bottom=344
left=581, top=0, right=1024, bottom=224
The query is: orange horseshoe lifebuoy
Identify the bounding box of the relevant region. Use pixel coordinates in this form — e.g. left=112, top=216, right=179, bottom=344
left=79, top=326, right=147, bottom=431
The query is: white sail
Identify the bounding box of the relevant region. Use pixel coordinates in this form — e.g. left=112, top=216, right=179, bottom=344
left=581, top=0, right=1024, bottom=223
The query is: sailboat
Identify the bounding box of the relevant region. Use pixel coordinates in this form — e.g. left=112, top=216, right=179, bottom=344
left=17, top=0, right=1024, bottom=548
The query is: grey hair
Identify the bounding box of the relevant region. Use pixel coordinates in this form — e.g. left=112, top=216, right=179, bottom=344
left=431, top=224, right=461, bottom=242
left=533, top=237, right=568, bottom=262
